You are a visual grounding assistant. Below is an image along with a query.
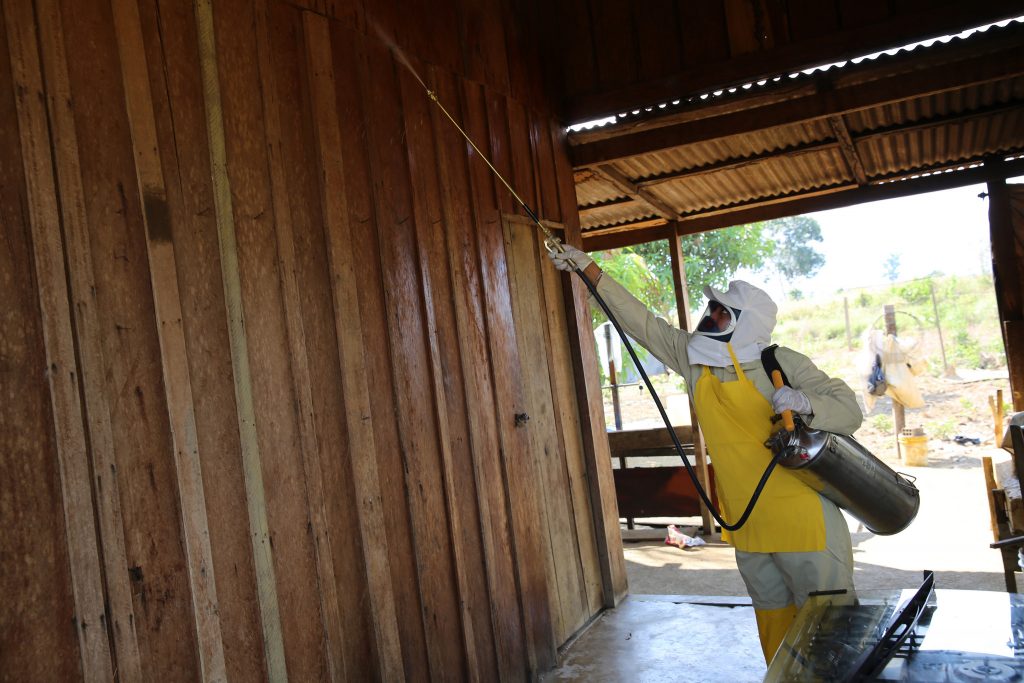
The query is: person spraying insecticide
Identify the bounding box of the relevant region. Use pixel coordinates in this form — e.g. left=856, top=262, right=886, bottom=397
left=386, top=47, right=916, bottom=663
left=549, top=246, right=864, bottom=664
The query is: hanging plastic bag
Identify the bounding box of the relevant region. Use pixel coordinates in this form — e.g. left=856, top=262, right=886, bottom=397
left=858, top=330, right=887, bottom=411
left=880, top=333, right=925, bottom=408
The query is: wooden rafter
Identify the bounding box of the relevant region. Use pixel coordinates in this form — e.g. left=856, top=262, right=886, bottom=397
left=582, top=154, right=1024, bottom=250
left=623, top=99, right=1024, bottom=190
left=590, top=164, right=682, bottom=221
left=827, top=115, right=868, bottom=185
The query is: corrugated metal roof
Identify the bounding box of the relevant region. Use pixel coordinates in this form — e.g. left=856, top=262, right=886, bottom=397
left=569, top=18, right=1024, bottom=241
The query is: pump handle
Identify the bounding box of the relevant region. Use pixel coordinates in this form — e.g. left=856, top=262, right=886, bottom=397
left=771, top=370, right=795, bottom=432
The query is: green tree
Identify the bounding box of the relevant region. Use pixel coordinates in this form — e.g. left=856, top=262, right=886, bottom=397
left=766, top=216, right=826, bottom=281
left=588, top=247, right=665, bottom=326
left=591, top=217, right=826, bottom=324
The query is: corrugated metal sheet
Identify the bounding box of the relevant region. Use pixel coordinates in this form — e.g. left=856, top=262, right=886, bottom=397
left=611, top=120, right=834, bottom=180
left=643, top=146, right=851, bottom=214
left=571, top=19, right=1024, bottom=237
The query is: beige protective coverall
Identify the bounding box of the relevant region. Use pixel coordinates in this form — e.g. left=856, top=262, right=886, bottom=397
left=593, top=275, right=863, bottom=661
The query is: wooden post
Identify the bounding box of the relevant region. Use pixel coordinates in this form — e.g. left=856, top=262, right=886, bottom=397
left=930, top=280, right=951, bottom=376
left=605, top=325, right=623, bottom=431
left=843, top=295, right=853, bottom=351
left=988, top=177, right=1024, bottom=411
left=885, top=304, right=905, bottom=459
left=990, top=389, right=1006, bottom=446
left=666, top=226, right=715, bottom=537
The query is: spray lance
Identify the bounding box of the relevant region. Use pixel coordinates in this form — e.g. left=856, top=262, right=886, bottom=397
left=403, top=57, right=919, bottom=535
left=398, top=72, right=777, bottom=532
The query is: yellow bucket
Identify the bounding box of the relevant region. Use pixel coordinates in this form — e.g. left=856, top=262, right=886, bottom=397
left=899, top=428, right=928, bottom=466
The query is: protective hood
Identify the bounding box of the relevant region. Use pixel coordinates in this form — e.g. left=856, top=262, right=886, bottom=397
left=688, top=280, right=777, bottom=367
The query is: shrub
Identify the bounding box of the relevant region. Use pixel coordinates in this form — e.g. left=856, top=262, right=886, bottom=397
left=927, top=418, right=957, bottom=440
left=894, top=279, right=933, bottom=305
left=869, top=414, right=894, bottom=433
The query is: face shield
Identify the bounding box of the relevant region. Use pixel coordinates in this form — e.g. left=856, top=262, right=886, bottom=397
left=694, top=300, right=741, bottom=342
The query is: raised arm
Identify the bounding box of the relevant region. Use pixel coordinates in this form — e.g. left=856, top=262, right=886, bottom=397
left=549, top=246, right=692, bottom=377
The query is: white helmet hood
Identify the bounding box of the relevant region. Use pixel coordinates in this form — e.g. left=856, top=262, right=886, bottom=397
left=688, top=280, right=777, bottom=367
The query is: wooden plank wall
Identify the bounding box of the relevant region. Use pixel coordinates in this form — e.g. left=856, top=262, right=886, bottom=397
left=0, top=0, right=625, bottom=680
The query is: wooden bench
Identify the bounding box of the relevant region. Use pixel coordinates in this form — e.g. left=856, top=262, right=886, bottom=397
left=607, top=425, right=716, bottom=531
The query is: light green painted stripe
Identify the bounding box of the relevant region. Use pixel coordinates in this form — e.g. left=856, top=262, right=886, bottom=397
left=192, top=0, right=288, bottom=679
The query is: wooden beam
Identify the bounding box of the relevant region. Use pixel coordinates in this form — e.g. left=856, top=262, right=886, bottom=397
left=627, top=99, right=1024, bottom=189
left=636, top=139, right=840, bottom=188
left=592, top=164, right=682, bottom=220
left=561, top=2, right=1024, bottom=123
left=583, top=155, right=1024, bottom=250
left=4, top=2, right=114, bottom=677
left=579, top=195, right=634, bottom=215
left=989, top=174, right=1024, bottom=410
left=570, top=34, right=1024, bottom=167
left=194, top=0, right=284, bottom=678
left=827, top=115, right=868, bottom=185
left=665, top=227, right=714, bottom=536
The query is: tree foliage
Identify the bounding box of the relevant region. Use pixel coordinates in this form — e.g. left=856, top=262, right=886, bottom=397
left=589, top=217, right=826, bottom=326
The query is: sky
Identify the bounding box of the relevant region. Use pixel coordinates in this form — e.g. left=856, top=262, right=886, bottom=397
left=740, top=176, right=1024, bottom=303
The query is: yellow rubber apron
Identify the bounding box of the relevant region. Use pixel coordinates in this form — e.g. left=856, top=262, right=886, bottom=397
left=693, top=345, right=825, bottom=553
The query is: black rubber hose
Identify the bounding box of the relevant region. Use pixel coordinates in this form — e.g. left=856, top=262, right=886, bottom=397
left=574, top=264, right=784, bottom=532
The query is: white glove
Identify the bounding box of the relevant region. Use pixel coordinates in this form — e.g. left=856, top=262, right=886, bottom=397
left=547, top=245, right=593, bottom=272
left=772, top=386, right=812, bottom=415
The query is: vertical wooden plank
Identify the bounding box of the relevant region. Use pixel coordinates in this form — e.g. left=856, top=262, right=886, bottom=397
left=255, top=2, right=376, bottom=680
left=55, top=0, right=202, bottom=675
left=549, top=119, right=628, bottom=605
left=300, top=13, right=380, bottom=681
left=429, top=65, right=529, bottom=681
left=463, top=79, right=556, bottom=672
left=504, top=99, right=588, bottom=642
left=299, top=13, right=407, bottom=680
left=536, top=227, right=605, bottom=617
left=401, top=56, right=507, bottom=680
left=27, top=0, right=147, bottom=678
left=324, top=18, right=428, bottom=680
left=197, top=0, right=308, bottom=677
left=359, top=32, right=467, bottom=681
left=532, top=107, right=602, bottom=614
left=529, top=110, right=561, bottom=223
left=506, top=98, right=538, bottom=219
left=190, top=0, right=289, bottom=678
left=458, top=0, right=510, bottom=94
left=109, top=1, right=227, bottom=677
left=0, top=7, right=89, bottom=680
left=504, top=217, right=590, bottom=642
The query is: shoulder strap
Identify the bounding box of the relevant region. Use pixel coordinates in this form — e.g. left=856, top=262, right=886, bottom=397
left=761, top=344, right=791, bottom=387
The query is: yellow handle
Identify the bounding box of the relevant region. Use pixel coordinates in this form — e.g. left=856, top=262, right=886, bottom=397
left=771, top=370, right=795, bottom=432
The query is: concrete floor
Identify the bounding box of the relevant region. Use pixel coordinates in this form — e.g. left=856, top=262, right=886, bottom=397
left=540, top=595, right=766, bottom=683
left=542, top=459, right=1011, bottom=682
